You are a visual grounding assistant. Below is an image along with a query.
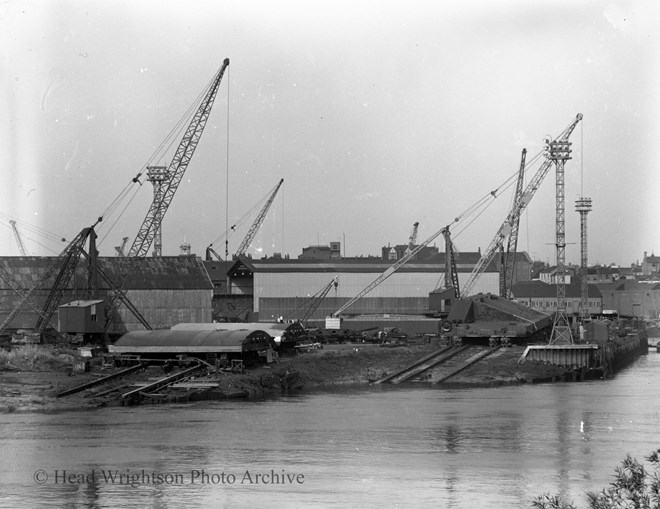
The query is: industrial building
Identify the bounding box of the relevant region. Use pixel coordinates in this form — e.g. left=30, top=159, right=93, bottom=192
left=108, top=328, right=274, bottom=364
left=510, top=280, right=603, bottom=316
left=222, top=253, right=505, bottom=322
left=597, top=279, right=660, bottom=319
left=0, top=256, right=213, bottom=335
left=171, top=321, right=306, bottom=353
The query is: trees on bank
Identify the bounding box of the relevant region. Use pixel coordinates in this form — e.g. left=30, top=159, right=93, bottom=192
left=533, top=450, right=660, bottom=509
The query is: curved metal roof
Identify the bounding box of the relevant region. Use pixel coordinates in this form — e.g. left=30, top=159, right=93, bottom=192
left=109, top=329, right=272, bottom=354
left=171, top=322, right=305, bottom=339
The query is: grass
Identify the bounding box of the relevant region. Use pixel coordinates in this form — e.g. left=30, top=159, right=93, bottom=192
left=0, top=345, right=74, bottom=371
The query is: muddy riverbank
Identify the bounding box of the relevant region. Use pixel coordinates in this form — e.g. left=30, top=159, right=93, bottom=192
left=0, top=342, right=593, bottom=414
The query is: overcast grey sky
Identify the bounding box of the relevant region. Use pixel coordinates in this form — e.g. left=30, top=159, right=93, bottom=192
left=2, top=0, right=659, bottom=266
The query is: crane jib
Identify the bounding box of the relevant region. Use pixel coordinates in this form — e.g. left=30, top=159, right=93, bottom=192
left=128, top=58, right=230, bottom=258
left=462, top=113, right=583, bottom=297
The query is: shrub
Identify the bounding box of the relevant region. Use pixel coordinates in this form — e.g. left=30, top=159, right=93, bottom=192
left=0, top=345, right=73, bottom=371
left=533, top=450, right=660, bottom=508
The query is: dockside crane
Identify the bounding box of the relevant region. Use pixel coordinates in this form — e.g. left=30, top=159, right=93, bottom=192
left=0, top=219, right=102, bottom=336
left=289, top=277, right=339, bottom=326
left=205, top=245, right=223, bottom=262
left=330, top=223, right=452, bottom=319
left=234, top=178, right=284, bottom=258
left=128, top=58, right=230, bottom=258
left=499, top=148, right=527, bottom=298
left=103, top=59, right=229, bottom=331
left=0, top=264, right=58, bottom=330
left=443, top=227, right=460, bottom=297
left=9, top=220, right=29, bottom=256
left=461, top=113, right=583, bottom=297
left=114, top=237, right=129, bottom=257
left=407, top=222, right=419, bottom=251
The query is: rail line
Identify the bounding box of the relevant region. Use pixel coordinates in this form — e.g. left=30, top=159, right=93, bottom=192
left=376, top=345, right=471, bottom=384
left=56, top=363, right=147, bottom=398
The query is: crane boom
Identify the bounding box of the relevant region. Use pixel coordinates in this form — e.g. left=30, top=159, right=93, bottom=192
left=0, top=264, right=57, bottom=329
left=129, top=58, right=230, bottom=258
left=0, top=221, right=100, bottom=335
left=79, top=250, right=152, bottom=330
left=461, top=114, right=583, bottom=297
left=500, top=148, right=527, bottom=298
left=408, top=222, right=419, bottom=250
left=205, top=245, right=225, bottom=261
left=235, top=178, right=284, bottom=257
left=9, top=220, right=29, bottom=256
left=332, top=224, right=449, bottom=317
left=290, top=277, right=338, bottom=324
left=115, top=237, right=129, bottom=257
left=443, top=227, right=460, bottom=297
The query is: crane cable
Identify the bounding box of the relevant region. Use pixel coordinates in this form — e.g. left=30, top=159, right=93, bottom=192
left=208, top=181, right=282, bottom=252
left=430, top=146, right=545, bottom=289
left=96, top=73, right=219, bottom=249
left=450, top=146, right=546, bottom=241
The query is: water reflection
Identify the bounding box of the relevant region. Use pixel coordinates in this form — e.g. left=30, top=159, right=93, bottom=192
left=0, top=354, right=658, bottom=508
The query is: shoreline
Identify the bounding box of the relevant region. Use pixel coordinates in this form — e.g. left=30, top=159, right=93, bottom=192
left=0, top=342, right=610, bottom=414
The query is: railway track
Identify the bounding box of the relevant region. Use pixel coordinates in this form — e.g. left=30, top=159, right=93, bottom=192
left=56, top=363, right=147, bottom=398
left=376, top=344, right=501, bottom=384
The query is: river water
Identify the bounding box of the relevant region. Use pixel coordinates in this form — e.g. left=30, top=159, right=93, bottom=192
left=1, top=351, right=658, bottom=509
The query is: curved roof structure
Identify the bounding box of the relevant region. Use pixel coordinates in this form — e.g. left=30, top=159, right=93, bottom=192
left=109, top=329, right=272, bottom=354
left=170, top=321, right=305, bottom=342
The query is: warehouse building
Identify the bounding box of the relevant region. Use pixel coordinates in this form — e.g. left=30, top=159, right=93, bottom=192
left=109, top=328, right=274, bottom=365
left=510, top=280, right=603, bottom=316
left=223, top=252, right=505, bottom=322
left=597, top=280, right=660, bottom=319
left=0, top=256, right=213, bottom=335
left=171, top=321, right=306, bottom=352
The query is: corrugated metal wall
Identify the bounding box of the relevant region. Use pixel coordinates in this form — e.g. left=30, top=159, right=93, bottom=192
left=112, top=289, right=212, bottom=332
left=253, top=272, right=499, bottom=313
left=259, top=296, right=432, bottom=321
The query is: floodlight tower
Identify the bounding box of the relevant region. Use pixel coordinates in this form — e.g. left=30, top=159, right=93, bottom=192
left=548, top=138, right=574, bottom=344
left=575, top=197, right=592, bottom=322
left=146, top=165, right=168, bottom=257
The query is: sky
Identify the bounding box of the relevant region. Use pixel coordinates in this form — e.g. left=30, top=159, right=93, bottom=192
left=1, top=0, right=659, bottom=266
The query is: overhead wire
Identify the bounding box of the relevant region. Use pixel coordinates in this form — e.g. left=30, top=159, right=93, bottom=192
left=208, top=181, right=282, bottom=254
left=95, top=73, right=218, bottom=250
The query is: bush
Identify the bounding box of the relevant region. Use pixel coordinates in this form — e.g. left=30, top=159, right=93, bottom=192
left=0, top=345, right=73, bottom=371
left=533, top=450, right=660, bottom=508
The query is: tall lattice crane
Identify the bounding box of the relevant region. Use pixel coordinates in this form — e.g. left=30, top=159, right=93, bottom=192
left=114, top=237, right=129, bottom=257
left=128, top=58, right=230, bottom=258
left=331, top=223, right=451, bottom=318
left=0, top=219, right=101, bottom=336
left=499, top=148, right=527, bottom=298
left=461, top=113, right=583, bottom=297
left=205, top=245, right=223, bottom=261
left=103, top=59, right=229, bottom=331
left=443, top=227, right=460, bottom=298
left=9, top=220, right=29, bottom=256
left=288, top=277, right=339, bottom=326
left=235, top=178, right=284, bottom=258
left=407, top=222, right=419, bottom=251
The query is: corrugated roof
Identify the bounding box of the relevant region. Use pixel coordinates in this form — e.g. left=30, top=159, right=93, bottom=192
left=171, top=321, right=305, bottom=339
left=110, top=329, right=271, bottom=353
left=58, top=300, right=104, bottom=308
left=229, top=255, right=498, bottom=275
left=0, top=256, right=212, bottom=291
left=511, top=280, right=602, bottom=298
left=596, top=280, right=660, bottom=292
left=202, top=260, right=233, bottom=280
